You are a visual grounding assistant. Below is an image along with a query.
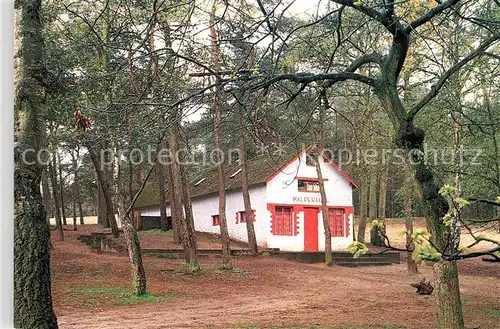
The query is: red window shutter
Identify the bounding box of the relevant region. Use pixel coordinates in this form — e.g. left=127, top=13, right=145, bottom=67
left=328, top=208, right=345, bottom=237
left=273, top=206, right=293, bottom=236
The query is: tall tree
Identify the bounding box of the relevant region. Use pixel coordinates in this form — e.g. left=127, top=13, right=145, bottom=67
left=14, top=0, right=59, bottom=326
left=48, top=156, right=64, bottom=241
left=57, top=152, right=67, bottom=226
left=247, top=1, right=499, bottom=327
left=404, top=167, right=418, bottom=274
left=210, top=0, right=233, bottom=269
left=238, top=117, right=259, bottom=255
left=357, top=179, right=368, bottom=243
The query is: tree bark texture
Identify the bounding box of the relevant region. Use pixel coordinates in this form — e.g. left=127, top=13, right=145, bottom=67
left=168, top=122, right=199, bottom=267
left=48, top=159, right=63, bottom=241
left=14, top=0, right=59, bottom=326
left=357, top=179, right=368, bottom=243
left=180, top=157, right=200, bottom=271
left=122, top=214, right=147, bottom=295
left=41, top=167, right=52, bottom=222
left=210, top=0, right=232, bottom=269
left=389, top=103, right=464, bottom=329
left=238, top=118, right=258, bottom=255
left=57, top=153, right=67, bottom=226
left=156, top=162, right=168, bottom=231
left=404, top=168, right=418, bottom=274
left=315, top=151, right=333, bottom=265
left=165, top=157, right=182, bottom=244
left=87, top=146, right=119, bottom=237
left=378, top=167, right=388, bottom=219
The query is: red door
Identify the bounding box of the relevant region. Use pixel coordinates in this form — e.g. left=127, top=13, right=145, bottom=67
left=303, top=207, right=319, bottom=251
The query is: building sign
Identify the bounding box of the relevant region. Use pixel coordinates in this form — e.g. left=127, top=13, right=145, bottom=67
left=292, top=195, right=321, bottom=204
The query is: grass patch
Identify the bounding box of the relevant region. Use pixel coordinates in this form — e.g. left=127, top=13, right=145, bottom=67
left=141, top=229, right=173, bottom=237
left=486, top=310, right=500, bottom=319
left=72, top=287, right=169, bottom=306
left=387, top=218, right=406, bottom=222
left=161, top=265, right=249, bottom=277
left=115, top=293, right=165, bottom=305
left=74, top=287, right=130, bottom=295
left=461, top=296, right=472, bottom=303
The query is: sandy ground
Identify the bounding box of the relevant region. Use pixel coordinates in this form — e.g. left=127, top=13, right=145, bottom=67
left=359, top=218, right=500, bottom=252
left=51, top=226, right=499, bottom=329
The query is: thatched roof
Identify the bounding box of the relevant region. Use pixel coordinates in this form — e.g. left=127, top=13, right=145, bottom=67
left=134, top=154, right=292, bottom=209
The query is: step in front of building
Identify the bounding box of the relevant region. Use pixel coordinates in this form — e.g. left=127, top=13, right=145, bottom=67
left=274, top=251, right=400, bottom=265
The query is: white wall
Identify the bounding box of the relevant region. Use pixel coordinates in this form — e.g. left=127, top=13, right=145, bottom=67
left=139, top=185, right=269, bottom=247
left=190, top=185, right=269, bottom=247
left=266, top=152, right=353, bottom=206
left=265, top=152, right=354, bottom=251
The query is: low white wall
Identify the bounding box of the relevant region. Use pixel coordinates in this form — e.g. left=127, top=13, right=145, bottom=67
left=49, top=215, right=122, bottom=228
left=318, top=212, right=354, bottom=251
left=138, top=185, right=269, bottom=247
left=191, top=185, right=269, bottom=247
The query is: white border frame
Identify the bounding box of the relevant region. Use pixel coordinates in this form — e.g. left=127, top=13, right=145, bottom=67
left=0, top=1, right=15, bottom=327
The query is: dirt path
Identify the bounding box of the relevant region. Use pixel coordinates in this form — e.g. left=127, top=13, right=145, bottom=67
left=51, top=229, right=499, bottom=329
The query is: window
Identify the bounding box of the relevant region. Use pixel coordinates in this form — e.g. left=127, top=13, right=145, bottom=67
left=305, top=152, right=315, bottom=166
left=237, top=210, right=255, bottom=223
left=322, top=150, right=333, bottom=162
left=298, top=180, right=320, bottom=192
left=272, top=206, right=294, bottom=235
left=212, top=215, right=220, bottom=226
left=328, top=208, right=345, bottom=237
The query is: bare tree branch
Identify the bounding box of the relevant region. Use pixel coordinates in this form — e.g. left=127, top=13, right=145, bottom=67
left=404, top=0, right=461, bottom=33
left=408, top=33, right=500, bottom=119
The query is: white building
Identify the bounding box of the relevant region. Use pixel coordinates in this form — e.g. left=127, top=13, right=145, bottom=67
left=134, top=147, right=357, bottom=252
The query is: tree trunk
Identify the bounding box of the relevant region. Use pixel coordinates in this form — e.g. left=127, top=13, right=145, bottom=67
left=404, top=168, right=418, bottom=274
left=117, top=154, right=147, bottom=295
left=394, top=118, right=464, bottom=329
left=180, top=154, right=200, bottom=272
left=156, top=162, right=168, bottom=231
left=71, top=148, right=85, bottom=226
left=57, top=153, right=67, bottom=226
left=96, top=169, right=109, bottom=227
left=78, top=202, right=84, bottom=225
left=434, top=261, right=464, bottom=329
left=210, top=1, right=232, bottom=270
left=41, top=166, right=52, bottom=223
left=14, top=0, right=58, bottom=326
left=238, top=118, right=258, bottom=255
left=368, top=169, right=380, bottom=245
left=165, top=158, right=182, bottom=244
left=315, top=151, right=332, bottom=265
left=357, top=179, right=368, bottom=243
left=368, top=170, right=377, bottom=219
left=376, top=72, right=464, bottom=325
left=122, top=214, right=147, bottom=295
left=87, top=146, right=119, bottom=237
left=168, top=123, right=196, bottom=264
left=378, top=167, right=388, bottom=219
left=72, top=202, right=77, bottom=231
left=48, top=159, right=63, bottom=241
